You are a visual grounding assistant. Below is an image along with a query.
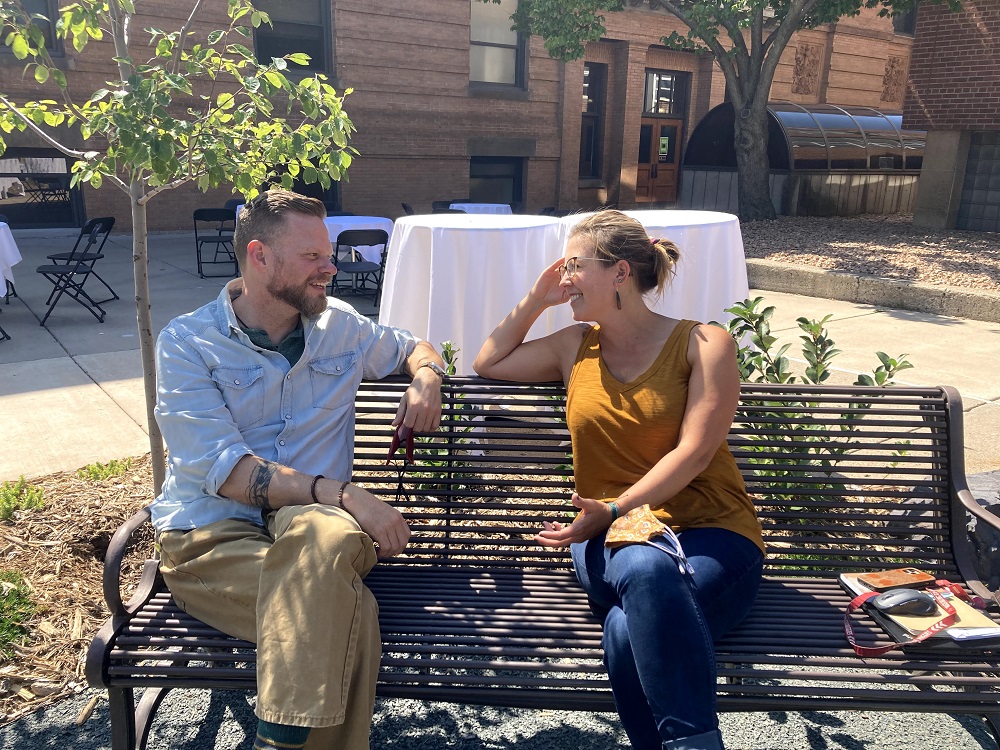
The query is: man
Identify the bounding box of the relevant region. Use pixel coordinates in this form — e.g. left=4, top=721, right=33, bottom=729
left=151, top=189, right=445, bottom=750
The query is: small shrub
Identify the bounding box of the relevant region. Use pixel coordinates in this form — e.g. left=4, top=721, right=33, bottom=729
left=713, top=298, right=917, bottom=544
left=715, top=296, right=914, bottom=386
left=0, top=476, right=44, bottom=522
left=77, top=458, right=133, bottom=482
left=0, top=571, right=35, bottom=658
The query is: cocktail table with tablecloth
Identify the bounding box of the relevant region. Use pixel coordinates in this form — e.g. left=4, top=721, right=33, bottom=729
left=450, top=203, right=513, bottom=215
left=378, top=210, right=748, bottom=375
left=0, top=222, right=22, bottom=285
left=324, top=215, right=393, bottom=264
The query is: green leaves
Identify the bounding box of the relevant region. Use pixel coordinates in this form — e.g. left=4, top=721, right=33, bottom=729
left=715, top=298, right=915, bottom=387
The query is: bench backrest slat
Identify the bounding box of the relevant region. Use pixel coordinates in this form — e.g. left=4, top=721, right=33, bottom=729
left=354, top=378, right=961, bottom=580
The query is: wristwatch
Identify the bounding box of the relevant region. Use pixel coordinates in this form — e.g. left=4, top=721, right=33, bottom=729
left=418, top=361, right=447, bottom=380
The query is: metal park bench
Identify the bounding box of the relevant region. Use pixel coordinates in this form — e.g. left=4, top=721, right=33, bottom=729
left=87, top=378, right=1000, bottom=749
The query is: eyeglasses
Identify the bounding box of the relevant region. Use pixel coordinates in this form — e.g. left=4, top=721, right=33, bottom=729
left=557, top=256, right=616, bottom=279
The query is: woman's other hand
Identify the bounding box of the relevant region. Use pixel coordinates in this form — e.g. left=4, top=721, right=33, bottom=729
left=534, top=493, right=613, bottom=547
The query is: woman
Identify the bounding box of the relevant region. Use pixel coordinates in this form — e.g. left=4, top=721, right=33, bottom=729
left=473, top=210, right=764, bottom=750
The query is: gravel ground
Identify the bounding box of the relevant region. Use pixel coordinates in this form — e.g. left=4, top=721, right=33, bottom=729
left=741, top=215, right=1000, bottom=292
left=1, top=686, right=994, bottom=750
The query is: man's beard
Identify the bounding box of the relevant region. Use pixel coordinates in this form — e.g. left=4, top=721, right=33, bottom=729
left=267, top=274, right=329, bottom=317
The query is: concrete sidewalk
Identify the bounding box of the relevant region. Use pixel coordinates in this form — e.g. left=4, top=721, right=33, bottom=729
left=1, top=228, right=998, bottom=485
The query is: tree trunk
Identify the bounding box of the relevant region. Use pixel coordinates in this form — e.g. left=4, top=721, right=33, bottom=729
left=734, top=106, right=777, bottom=221
left=130, top=185, right=166, bottom=491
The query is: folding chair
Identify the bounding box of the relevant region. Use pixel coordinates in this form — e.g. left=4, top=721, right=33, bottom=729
left=432, top=208, right=467, bottom=214
left=44, top=217, right=117, bottom=305
left=331, top=229, right=389, bottom=306
left=193, top=208, right=238, bottom=278
left=401, top=203, right=415, bottom=215
left=431, top=200, right=453, bottom=212
left=35, top=223, right=111, bottom=324
left=223, top=198, right=243, bottom=211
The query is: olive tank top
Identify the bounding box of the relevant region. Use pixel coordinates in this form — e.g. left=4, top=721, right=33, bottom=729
left=567, top=321, right=765, bottom=554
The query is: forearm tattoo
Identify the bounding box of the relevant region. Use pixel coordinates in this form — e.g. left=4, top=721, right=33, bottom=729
left=247, top=460, right=279, bottom=510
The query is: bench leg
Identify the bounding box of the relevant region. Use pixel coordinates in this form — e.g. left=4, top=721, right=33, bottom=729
left=984, top=713, right=1000, bottom=749
left=107, top=687, right=137, bottom=750
left=135, top=687, right=172, bottom=750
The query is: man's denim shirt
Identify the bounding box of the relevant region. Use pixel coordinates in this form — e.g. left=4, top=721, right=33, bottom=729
left=150, top=281, right=417, bottom=534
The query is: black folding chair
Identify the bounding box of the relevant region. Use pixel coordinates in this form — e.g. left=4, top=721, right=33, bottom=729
left=431, top=200, right=453, bottom=212
left=44, top=217, right=117, bottom=306
left=326, top=210, right=355, bottom=217
left=432, top=208, right=467, bottom=214
left=331, top=229, right=389, bottom=306
left=401, top=203, right=415, bottom=215
left=193, top=208, right=238, bottom=278
left=223, top=198, right=243, bottom=211
left=35, top=223, right=112, bottom=324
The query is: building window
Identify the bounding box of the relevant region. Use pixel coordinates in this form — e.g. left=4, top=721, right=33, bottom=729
left=254, top=0, right=331, bottom=73
left=643, top=70, right=690, bottom=118
left=580, top=62, right=606, bottom=179
left=470, top=156, right=524, bottom=205
left=2, top=0, right=58, bottom=52
left=892, top=8, right=918, bottom=36
left=0, top=150, right=82, bottom=228
left=470, top=0, right=525, bottom=87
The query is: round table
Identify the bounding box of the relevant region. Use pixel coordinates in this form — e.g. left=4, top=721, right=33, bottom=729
left=378, top=210, right=748, bottom=376
left=379, top=214, right=564, bottom=373
left=324, top=215, right=394, bottom=263
left=0, top=222, right=22, bottom=284
left=450, top=203, right=513, bottom=215
left=560, top=210, right=749, bottom=326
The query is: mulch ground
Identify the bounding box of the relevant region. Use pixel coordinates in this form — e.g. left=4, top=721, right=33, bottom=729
left=0, top=455, right=153, bottom=725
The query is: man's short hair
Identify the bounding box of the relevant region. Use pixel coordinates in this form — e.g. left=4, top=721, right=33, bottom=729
left=233, top=189, right=326, bottom=271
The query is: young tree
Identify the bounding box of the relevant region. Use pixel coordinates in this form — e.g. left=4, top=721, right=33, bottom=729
left=507, top=0, right=955, bottom=220
left=0, top=0, right=355, bottom=489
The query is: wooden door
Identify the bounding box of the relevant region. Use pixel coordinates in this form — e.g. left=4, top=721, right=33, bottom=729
left=636, top=118, right=683, bottom=203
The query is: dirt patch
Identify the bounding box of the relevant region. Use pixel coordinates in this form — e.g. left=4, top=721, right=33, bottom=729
left=0, top=455, right=153, bottom=724
left=741, top=214, right=1000, bottom=292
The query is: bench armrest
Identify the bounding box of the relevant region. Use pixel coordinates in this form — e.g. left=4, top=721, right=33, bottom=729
left=103, top=505, right=153, bottom=617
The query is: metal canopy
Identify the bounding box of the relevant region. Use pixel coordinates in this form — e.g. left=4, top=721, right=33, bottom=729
left=684, top=101, right=926, bottom=172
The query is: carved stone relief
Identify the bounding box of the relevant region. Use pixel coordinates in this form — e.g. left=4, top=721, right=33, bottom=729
left=791, top=44, right=820, bottom=96
left=881, top=56, right=905, bottom=103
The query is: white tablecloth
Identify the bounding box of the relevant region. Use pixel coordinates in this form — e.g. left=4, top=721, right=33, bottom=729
left=378, top=210, right=748, bottom=375
left=0, top=223, right=22, bottom=284
left=563, top=210, right=750, bottom=326
left=325, top=216, right=393, bottom=264
left=379, top=214, right=565, bottom=373
left=450, top=203, right=513, bottom=215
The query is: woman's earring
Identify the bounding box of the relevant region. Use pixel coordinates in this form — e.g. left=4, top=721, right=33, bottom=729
left=615, top=287, right=622, bottom=310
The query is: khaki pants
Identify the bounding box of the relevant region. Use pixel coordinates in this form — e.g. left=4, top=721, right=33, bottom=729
left=158, top=504, right=380, bottom=750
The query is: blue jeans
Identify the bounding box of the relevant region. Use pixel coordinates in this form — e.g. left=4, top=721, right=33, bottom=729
left=571, top=527, right=763, bottom=750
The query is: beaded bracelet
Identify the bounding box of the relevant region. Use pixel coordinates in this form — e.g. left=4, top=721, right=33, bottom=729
left=310, top=474, right=325, bottom=504
left=337, top=480, right=348, bottom=508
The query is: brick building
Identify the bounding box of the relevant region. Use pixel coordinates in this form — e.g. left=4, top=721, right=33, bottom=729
left=0, top=0, right=916, bottom=230
left=904, top=0, right=1000, bottom=233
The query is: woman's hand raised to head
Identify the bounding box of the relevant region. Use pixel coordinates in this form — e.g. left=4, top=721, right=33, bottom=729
left=528, top=257, right=570, bottom=309
left=534, top=493, right=614, bottom=547
left=473, top=257, right=579, bottom=383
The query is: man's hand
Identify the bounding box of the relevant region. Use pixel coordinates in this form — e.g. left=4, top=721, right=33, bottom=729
left=341, top=483, right=411, bottom=559
left=396, top=341, right=444, bottom=435
left=534, top=493, right=614, bottom=548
